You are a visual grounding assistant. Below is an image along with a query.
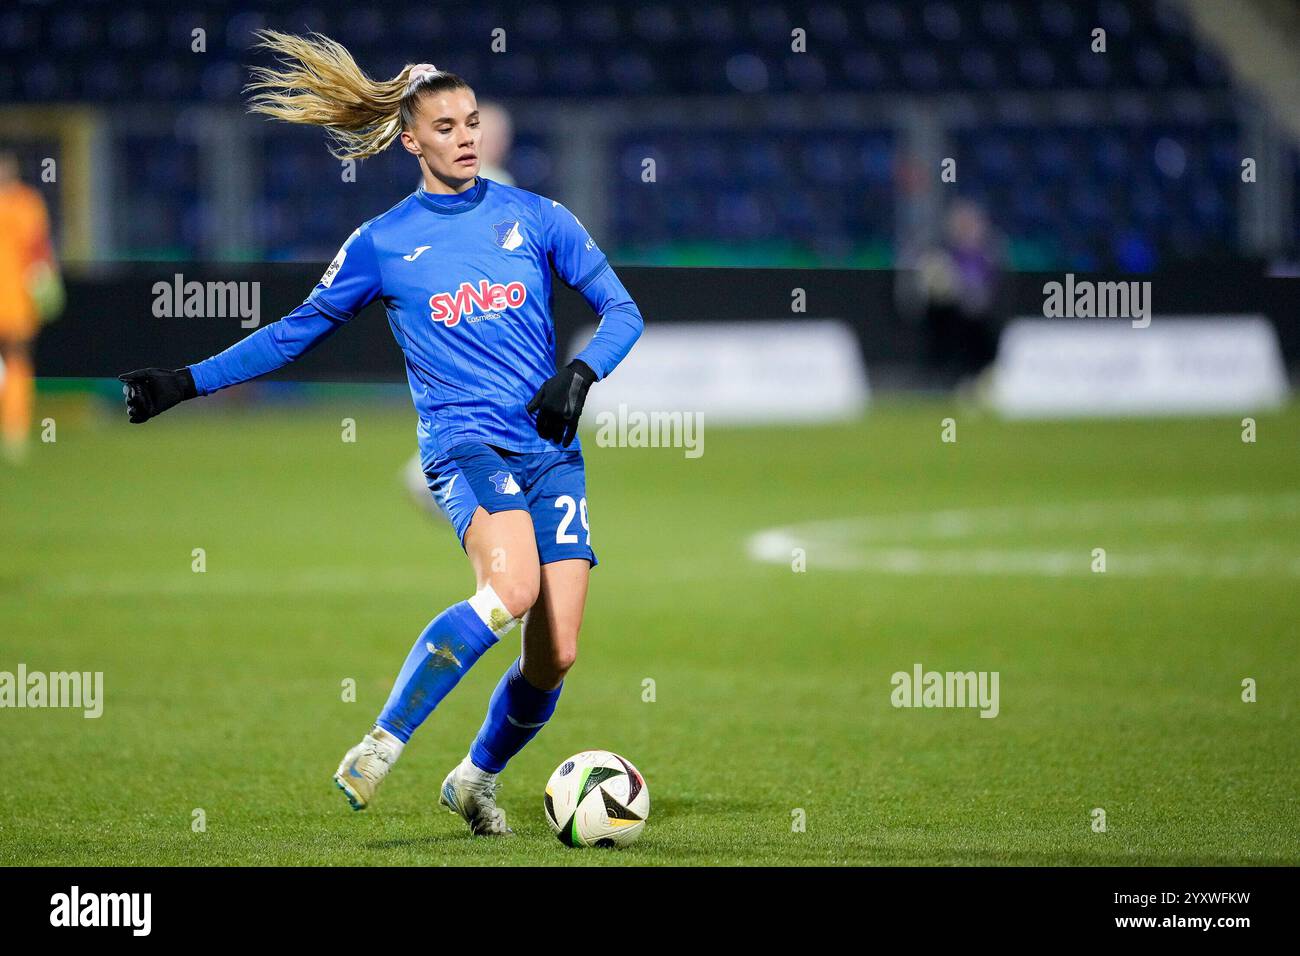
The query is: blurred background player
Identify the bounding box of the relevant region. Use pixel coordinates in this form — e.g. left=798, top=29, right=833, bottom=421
left=402, top=100, right=516, bottom=515
left=912, top=199, right=1006, bottom=393
left=0, top=151, right=62, bottom=463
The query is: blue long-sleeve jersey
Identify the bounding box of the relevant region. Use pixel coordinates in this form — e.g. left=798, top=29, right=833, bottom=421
left=189, top=177, right=643, bottom=463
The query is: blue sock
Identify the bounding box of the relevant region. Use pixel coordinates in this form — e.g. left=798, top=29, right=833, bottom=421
left=375, top=601, right=499, bottom=743
left=469, top=657, right=563, bottom=773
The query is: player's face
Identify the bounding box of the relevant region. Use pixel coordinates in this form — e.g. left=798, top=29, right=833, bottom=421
left=404, top=89, right=482, bottom=191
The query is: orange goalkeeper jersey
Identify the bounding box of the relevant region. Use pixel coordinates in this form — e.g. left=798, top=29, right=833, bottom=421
left=0, top=181, right=51, bottom=336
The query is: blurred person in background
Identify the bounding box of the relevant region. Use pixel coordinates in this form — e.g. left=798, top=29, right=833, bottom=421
left=403, top=100, right=515, bottom=512
left=473, top=102, right=514, bottom=187
left=914, top=199, right=1005, bottom=394
left=0, top=150, right=63, bottom=463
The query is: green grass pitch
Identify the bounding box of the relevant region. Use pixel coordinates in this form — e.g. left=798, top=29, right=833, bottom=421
left=1, top=391, right=1297, bottom=865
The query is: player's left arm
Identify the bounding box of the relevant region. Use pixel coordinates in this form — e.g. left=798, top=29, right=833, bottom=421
left=569, top=266, right=644, bottom=382
left=527, top=198, right=644, bottom=446
left=541, top=197, right=644, bottom=380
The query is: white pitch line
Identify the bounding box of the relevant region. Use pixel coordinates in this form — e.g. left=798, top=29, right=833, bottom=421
left=746, top=493, right=1300, bottom=578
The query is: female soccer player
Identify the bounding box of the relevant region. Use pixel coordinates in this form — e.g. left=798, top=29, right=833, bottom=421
left=118, top=31, right=644, bottom=836
left=0, top=150, right=60, bottom=463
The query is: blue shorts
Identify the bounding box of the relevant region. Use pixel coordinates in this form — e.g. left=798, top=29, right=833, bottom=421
left=424, top=442, right=597, bottom=568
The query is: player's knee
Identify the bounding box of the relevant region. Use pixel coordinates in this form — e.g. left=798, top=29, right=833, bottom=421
left=543, top=631, right=579, bottom=677
left=527, top=645, right=576, bottom=688
left=551, top=644, right=578, bottom=677
left=492, top=576, right=539, bottom=619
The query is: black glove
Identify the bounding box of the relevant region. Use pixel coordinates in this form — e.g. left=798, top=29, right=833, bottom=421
left=526, top=359, right=595, bottom=447
left=118, top=367, right=197, bottom=424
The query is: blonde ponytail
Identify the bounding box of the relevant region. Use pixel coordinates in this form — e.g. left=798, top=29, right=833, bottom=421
left=244, top=29, right=470, bottom=161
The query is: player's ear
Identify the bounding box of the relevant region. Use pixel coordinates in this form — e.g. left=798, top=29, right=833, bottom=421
left=398, top=129, right=422, bottom=158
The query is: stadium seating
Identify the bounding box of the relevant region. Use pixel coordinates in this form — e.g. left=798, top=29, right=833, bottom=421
left=0, top=1, right=1247, bottom=267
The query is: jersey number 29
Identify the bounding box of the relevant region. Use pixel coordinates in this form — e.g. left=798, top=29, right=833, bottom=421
left=554, top=495, right=590, bottom=545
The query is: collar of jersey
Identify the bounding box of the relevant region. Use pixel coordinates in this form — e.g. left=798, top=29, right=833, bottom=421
left=415, top=177, right=488, bottom=215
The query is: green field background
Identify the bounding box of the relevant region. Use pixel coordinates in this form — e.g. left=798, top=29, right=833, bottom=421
left=1, top=393, right=1296, bottom=865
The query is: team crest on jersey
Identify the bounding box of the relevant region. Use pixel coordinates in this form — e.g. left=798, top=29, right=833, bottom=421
left=492, top=218, right=524, bottom=251
left=489, top=470, right=521, bottom=495
left=429, top=279, right=528, bottom=327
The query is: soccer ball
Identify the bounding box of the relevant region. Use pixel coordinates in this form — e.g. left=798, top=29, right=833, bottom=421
left=544, top=750, right=649, bottom=848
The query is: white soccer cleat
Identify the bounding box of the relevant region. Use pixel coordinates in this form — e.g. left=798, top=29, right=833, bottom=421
left=439, top=756, right=513, bottom=836
left=333, top=727, right=403, bottom=811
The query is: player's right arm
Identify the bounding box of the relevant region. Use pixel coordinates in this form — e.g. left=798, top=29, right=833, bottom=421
left=119, top=227, right=382, bottom=424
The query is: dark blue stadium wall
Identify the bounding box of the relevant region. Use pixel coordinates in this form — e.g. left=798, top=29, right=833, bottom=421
left=39, top=263, right=1300, bottom=382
